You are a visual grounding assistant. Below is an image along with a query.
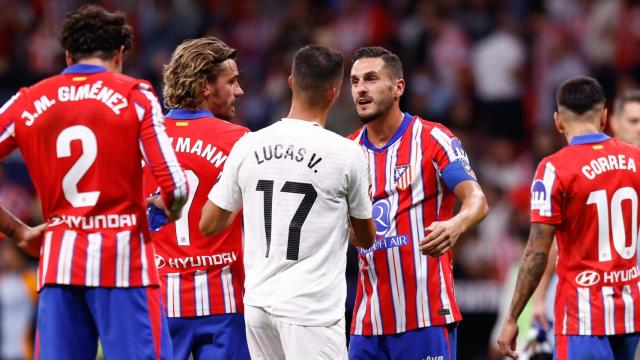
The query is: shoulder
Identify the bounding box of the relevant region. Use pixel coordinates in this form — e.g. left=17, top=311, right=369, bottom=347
left=207, top=118, right=250, bottom=145
left=110, top=72, right=150, bottom=87
left=347, top=126, right=366, bottom=141
left=215, top=118, right=250, bottom=136
left=418, top=117, right=457, bottom=139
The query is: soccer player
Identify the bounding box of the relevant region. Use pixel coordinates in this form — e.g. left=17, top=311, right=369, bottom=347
left=611, top=90, right=640, bottom=146
left=143, top=36, right=250, bottom=359
left=347, top=46, right=489, bottom=360
left=497, top=76, right=640, bottom=359
left=200, top=44, right=376, bottom=359
left=0, top=5, right=188, bottom=359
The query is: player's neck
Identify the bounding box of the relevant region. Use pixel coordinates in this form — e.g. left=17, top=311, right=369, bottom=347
left=365, top=106, right=404, bottom=147
left=563, top=123, right=603, bottom=143
left=287, top=103, right=328, bottom=128
left=73, top=58, right=120, bottom=73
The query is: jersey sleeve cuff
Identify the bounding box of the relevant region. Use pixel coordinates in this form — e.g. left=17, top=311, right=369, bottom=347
left=441, top=160, right=476, bottom=191
left=530, top=216, right=562, bottom=225
left=349, top=209, right=372, bottom=220
left=207, top=187, right=240, bottom=213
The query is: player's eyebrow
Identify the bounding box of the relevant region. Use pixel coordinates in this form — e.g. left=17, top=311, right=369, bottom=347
left=351, top=70, right=379, bottom=79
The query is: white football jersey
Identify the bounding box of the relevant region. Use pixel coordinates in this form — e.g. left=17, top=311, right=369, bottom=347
left=209, top=118, right=372, bottom=326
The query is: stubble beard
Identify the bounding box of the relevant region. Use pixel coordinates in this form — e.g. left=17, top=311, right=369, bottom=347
left=358, top=96, right=393, bottom=124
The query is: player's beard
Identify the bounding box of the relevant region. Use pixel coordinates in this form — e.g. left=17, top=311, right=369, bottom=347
left=358, top=95, right=394, bottom=124
left=216, top=98, right=239, bottom=121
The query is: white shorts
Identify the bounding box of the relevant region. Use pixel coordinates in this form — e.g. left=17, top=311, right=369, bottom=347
left=244, top=305, right=347, bottom=360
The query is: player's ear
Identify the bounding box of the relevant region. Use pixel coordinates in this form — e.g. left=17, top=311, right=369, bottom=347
left=395, top=78, right=405, bottom=99
left=599, top=107, right=608, bottom=132
left=202, top=78, right=211, bottom=97
left=65, top=51, right=73, bottom=66
left=328, top=84, right=340, bottom=104
left=553, top=111, right=564, bottom=134
left=288, top=75, right=293, bottom=90
left=114, top=46, right=125, bottom=67
left=610, top=115, right=618, bottom=134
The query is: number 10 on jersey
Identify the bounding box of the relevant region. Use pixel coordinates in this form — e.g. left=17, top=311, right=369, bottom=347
left=587, top=187, right=638, bottom=262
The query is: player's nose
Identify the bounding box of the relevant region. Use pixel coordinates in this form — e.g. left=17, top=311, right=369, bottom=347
left=235, top=85, right=244, bottom=97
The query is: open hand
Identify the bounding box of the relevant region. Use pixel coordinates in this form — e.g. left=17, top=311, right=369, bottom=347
left=419, top=219, right=463, bottom=256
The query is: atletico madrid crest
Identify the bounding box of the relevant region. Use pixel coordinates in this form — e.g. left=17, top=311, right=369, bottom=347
left=394, top=164, right=415, bottom=190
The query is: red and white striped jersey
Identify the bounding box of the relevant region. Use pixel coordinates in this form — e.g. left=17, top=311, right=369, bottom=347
left=348, top=113, right=476, bottom=335
left=531, top=133, right=640, bottom=336
left=143, top=108, right=248, bottom=317
left=0, top=63, right=188, bottom=290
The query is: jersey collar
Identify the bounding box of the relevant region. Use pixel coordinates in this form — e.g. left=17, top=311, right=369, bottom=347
left=361, top=112, right=413, bottom=152
left=570, top=132, right=611, bottom=145
left=166, top=108, right=214, bottom=120
left=281, top=118, right=322, bottom=127
left=62, top=63, right=107, bottom=74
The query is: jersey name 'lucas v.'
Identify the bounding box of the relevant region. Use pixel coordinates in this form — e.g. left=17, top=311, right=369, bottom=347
left=254, top=143, right=323, bottom=171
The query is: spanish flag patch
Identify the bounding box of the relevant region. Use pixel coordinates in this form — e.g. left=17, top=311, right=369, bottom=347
left=592, top=145, right=604, bottom=150
left=176, top=121, right=189, bottom=127
left=72, top=76, right=86, bottom=81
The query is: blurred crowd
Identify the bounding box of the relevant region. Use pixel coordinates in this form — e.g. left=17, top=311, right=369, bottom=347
left=2, top=0, right=640, bottom=358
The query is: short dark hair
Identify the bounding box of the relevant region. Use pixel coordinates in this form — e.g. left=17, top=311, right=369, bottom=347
left=556, top=76, right=606, bottom=115
left=352, top=46, right=403, bottom=79
left=614, top=89, right=640, bottom=114
left=292, top=45, right=344, bottom=107
left=58, top=5, right=134, bottom=63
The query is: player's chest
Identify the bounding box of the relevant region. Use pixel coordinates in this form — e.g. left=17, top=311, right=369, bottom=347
left=368, top=150, right=440, bottom=200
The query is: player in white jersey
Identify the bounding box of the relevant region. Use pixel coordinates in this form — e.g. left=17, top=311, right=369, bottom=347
left=200, top=45, right=376, bottom=359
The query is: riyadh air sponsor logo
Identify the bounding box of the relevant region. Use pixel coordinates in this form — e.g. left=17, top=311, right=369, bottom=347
left=155, top=254, right=166, bottom=269
left=575, top=270, right=600, bottom=287
left=361, top=198, right=409, bottom=254
left=372, top=199, right=391, bottom=237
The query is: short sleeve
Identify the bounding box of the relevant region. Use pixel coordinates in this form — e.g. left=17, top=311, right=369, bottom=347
left=347, top=143, right=373, bottom=219
left=0, top=91, right=24, bottom=160
left=208, top=136, right=248, bottom=212
left=530, top=158, right=563, bottom=224
left=428, top=124, right=477, bottom=191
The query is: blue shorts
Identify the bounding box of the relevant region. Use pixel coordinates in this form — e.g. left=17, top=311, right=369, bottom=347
left=555, top=333, right=640, bottom=360
left=349, top=325, right=457, bottom=360
left=35, top=285, right=171, bottom=360
left=168, top=314, right=250, bottom=360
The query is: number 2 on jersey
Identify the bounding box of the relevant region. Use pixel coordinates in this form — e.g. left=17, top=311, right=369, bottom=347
left=56, top=125, right=100, bottom=207
left=587, top=187, right=638, bottom=261
left=256, top=180, right=317, bottom=261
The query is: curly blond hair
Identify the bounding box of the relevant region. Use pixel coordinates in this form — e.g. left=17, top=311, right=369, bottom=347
left=163, top=36, right=236, bottom=110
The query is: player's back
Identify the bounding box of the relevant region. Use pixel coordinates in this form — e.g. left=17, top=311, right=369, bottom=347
left=233, top=118, right=368, bottom=326
left=532, top=134, right=640, bottom=335
left=3, top=64, right=186, bottom=288
left=144, top=109, right=248, bottom=316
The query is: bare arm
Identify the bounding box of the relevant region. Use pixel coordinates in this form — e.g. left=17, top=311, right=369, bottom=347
left=349, top=217, right=375, bottom=249
left=531, top=239, right=557, bottom=330
left=0, top=205, right=45, bottom=257
left=497, top=222, right=556, bottom=358
left=420, top=180, right=489, bottom=256
left=200, top=200, right=234, bottom=237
